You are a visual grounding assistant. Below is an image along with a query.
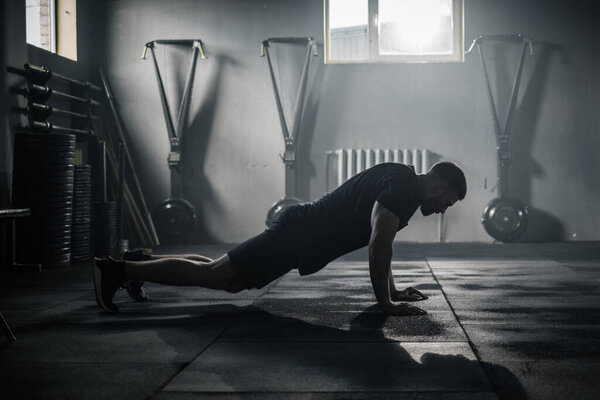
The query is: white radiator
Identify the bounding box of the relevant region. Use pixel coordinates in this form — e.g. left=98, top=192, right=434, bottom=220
left=325, top=148, right=440, bottom=191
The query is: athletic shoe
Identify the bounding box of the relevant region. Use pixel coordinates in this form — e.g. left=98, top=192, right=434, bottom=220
left=122, top=249, right=150, bottom=301
left=92, top=257, right=126, bottom=313
left=125, top=281, right=148, bottom=302
left=123, top=249, right=152, bottom=262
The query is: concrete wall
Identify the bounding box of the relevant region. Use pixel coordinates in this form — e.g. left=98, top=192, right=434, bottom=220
left=100, top=0, right=600, bottom=243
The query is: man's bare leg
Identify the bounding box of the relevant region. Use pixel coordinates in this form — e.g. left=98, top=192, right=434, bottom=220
left=123, top=252, right=215, bottom=302
left=143, top=254, right=214, bottom=263
left=124, top=254, right=241, bottom=290
left=94, top=254, right=245, bottom=313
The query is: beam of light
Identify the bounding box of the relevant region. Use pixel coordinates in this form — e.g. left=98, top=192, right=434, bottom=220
left=379, top=0, right=453, bottom=55
left=329, top=0, right=369, bottom=29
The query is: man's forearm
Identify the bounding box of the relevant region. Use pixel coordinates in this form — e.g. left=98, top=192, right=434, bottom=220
left=369, top=244, right=393, bottom=309
left=388, top=264, right=397, bottom=295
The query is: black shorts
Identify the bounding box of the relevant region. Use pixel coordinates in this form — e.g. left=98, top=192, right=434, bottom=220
left=227, top=205, right=307, bottom=289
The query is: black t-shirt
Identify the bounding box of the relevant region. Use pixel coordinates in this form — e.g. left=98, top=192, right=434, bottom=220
left=289, top=163, right=422, bottom=275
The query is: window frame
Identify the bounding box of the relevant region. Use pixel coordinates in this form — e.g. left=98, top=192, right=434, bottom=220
left=48, top=0, right=57, bottom=53
left=324, top=0, right=464, bottom=64
left=56, top=0, right=78, bottom=61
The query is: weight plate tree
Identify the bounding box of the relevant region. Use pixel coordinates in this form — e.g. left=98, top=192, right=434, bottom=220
left=93, top=141, right=117, bottom=258
left=261, top=37, right=318, bottom=227
left=72, top=165, right=92, bottom=260
left=466, top=34, right=533, bottom=242
left=93, top=201, right=117, bottom=257
left=13, top=132, right=76, bottom=267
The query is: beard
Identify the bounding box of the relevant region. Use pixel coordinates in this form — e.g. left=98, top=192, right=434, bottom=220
left=420, top=198, right=438, bottom=216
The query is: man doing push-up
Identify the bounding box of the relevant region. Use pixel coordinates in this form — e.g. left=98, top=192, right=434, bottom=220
left=93, top=161, right=466, bottom=316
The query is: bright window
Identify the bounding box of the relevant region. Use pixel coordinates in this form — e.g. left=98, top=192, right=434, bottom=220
left=26, top=0, right=77, bottom=61
left=26, top=0, right=56, bottom=53
left=325, top=0, right=463, bottom=63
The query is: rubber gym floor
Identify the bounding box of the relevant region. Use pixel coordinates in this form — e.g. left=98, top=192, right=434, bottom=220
left=1, top=241, right=599, bottom=400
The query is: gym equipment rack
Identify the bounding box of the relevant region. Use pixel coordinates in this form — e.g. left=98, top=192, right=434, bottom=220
left=141, top=39, right=208, bottom=242
left=7, top=63, right=159, bottom=264
left=466, top=34, right=533, bottom=242
left=261, top=36, right=318, bottom=227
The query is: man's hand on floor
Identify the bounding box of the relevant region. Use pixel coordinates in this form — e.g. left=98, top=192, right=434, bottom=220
left=391, top=286, right=429, bottom=302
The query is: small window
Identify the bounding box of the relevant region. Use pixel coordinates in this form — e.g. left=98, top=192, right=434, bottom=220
left=26, top=0, right=77, bottom=61
left=26, top=0, right=56, bottom=53
left=324, top=0, right=463, bottom=64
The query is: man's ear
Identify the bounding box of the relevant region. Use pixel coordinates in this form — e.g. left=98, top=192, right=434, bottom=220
left=430, top=179, right=447, bottom=197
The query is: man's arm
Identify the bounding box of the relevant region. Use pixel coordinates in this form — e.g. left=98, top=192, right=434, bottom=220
left=388, top=266, right=397, bottom=295
left=368, top=201, right=426, bottom=316
left=389, top=266, right=429, bottom=302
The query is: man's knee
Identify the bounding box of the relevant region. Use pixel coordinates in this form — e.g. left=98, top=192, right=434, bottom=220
left=201, top=255, right=247, bottom=289
left=187, top=254, right=213, bottom=262
left=224, top=280, right=247, bottom=293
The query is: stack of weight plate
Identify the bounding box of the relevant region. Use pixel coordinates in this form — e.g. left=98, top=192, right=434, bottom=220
left=71, top=165, right=92, bottom=261
left=93, top=201, right=117, bottom=257
left=12, top=132, right=75, bottom=267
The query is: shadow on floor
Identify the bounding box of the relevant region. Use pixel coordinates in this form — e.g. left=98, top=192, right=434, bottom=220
left=87, top=303, right=527, bottom=398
